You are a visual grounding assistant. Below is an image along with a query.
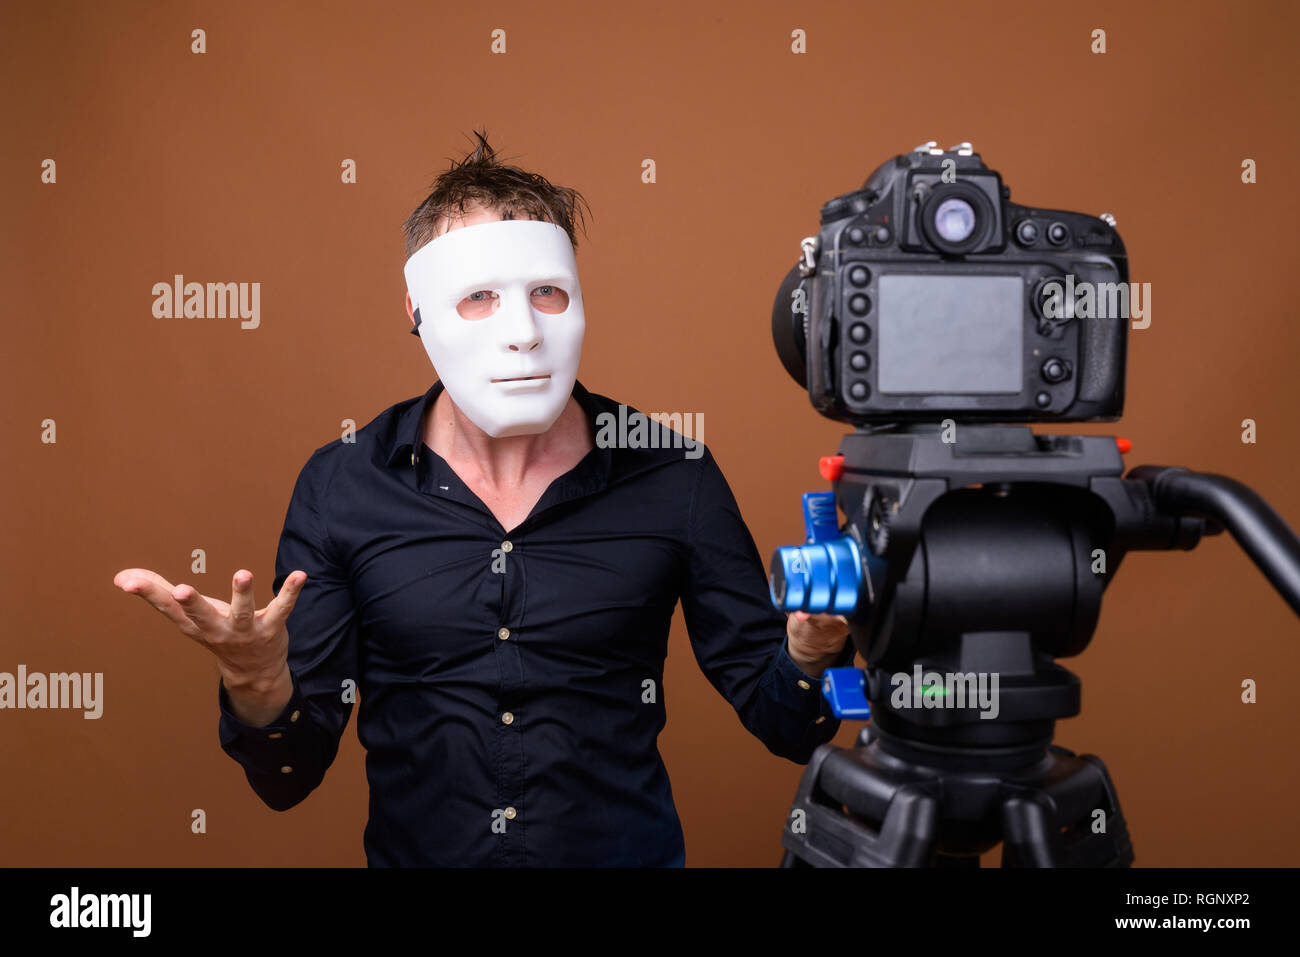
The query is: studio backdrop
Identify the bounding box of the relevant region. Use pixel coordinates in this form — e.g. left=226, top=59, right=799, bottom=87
left=2, top=0, right=1297, bottom=866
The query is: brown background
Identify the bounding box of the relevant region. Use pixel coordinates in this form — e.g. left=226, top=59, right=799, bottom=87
left=2, top=0, right=1297, bottom=867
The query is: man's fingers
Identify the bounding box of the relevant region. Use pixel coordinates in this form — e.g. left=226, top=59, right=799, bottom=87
left=229, top=569, right=256, bottom=631
left=115, top=567, right=177, bottom=595
left=114, top=568, right=201, bottom=638
left=171, top=583, right=224, bottom=633
left=798, top=611, right=849, bottom=627
left=260, top=571, right=308, bottom=634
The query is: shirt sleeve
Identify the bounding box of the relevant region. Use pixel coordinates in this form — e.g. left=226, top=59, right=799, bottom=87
left=217, top=447, right=360, bottom=810
left=679, top=446, right=856, bottom=764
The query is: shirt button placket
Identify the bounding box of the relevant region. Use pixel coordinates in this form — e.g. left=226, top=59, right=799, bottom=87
left=494, top=537, right=525, bottom=865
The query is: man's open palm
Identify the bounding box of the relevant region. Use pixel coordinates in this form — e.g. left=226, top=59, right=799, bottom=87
left=113, top=567, right=306, bottom=690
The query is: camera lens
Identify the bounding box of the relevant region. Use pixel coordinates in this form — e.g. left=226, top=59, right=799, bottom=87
left=771, top=262, right=808, bottom=388
left=933, top=198, right=977, bottom=244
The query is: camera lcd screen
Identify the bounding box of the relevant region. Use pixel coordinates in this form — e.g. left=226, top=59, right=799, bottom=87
left=876, top=275, right=1023, bottom=394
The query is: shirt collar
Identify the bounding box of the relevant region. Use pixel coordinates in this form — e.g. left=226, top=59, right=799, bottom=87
left=383, top=378, right=436, bottom=470
left=379, top=377, right=696, bottom=501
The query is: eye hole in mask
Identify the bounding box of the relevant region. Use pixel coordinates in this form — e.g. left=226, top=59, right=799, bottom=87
left=456, top=285, right=572, bottom=320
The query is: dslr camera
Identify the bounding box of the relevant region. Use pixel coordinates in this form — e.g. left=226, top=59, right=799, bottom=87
left=772, top=141, right=1128, bottom=423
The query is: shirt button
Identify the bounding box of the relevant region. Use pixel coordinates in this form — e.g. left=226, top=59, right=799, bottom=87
left=501, top=540, right=513, bottom=552
left=280, top=766, right=293, bottom=774
left=797, top=679, right=811, bottom=691
left=289, top=709, right=301, bottom=722
left=503, top=807, right=517, bottom=820
left=501, top=712, right=514, bottom=725
left=268, top=732, right=283, bottom=740
left=497, top=627, right=511, bottom=640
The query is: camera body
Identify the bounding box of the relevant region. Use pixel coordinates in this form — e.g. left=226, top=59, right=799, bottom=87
left=772, top=143, right=1129, bottom=424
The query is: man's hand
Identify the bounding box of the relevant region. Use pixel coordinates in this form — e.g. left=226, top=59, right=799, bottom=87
left=786, top=610, right=851, bottom=677
left=113, top=567, right=307, bottom=720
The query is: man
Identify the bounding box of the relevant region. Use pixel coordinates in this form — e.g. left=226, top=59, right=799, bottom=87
left=115, top=131, right=853, bottom=865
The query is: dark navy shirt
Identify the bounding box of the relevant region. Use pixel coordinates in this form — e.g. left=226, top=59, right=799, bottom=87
left=218, top=379, right=851, bottom=866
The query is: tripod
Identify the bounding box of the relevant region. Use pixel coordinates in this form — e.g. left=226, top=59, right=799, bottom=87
left=775, top=424, right=1300, bottom=867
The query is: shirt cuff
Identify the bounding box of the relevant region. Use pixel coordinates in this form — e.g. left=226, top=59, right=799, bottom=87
left=217, top=672, right=310, bottom=765
left=766, top=637, right=856, bottom=719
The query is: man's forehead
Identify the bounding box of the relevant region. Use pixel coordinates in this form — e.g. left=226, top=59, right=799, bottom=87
left=432, top=203, right=528, bottom=236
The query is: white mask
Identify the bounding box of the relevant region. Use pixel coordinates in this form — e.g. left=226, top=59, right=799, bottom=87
left=403, top=218, right=586, bottom=438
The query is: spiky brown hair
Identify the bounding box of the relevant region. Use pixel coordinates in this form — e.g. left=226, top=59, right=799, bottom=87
left=401, top=128, right=592, bottom=259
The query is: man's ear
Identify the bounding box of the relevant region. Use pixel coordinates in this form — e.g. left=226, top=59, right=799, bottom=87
left=406, top=292, right=422, bottom=337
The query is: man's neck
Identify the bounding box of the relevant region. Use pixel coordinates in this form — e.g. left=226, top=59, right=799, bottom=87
left=426, top=389, right=595, bottom=490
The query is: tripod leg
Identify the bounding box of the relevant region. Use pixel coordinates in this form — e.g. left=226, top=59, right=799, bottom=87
left=998, top=752, right=1135, bottom=867
left=781, top=745, right=944, bottom=866
left=1080, top=754, right=1135, bottom=867
left=1000, top=792, right=1059, bottom=867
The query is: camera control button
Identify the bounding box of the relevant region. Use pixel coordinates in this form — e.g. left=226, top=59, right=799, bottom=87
left=1035, top=391, right=1052, bottom=408
left=1015, top=219, right=1040, bottom=245
left=1041, top=357, right=1072, bottom=383
left=848, top=226, right=867, bottom=244
left=1047, top=222, right=1070, bottom=245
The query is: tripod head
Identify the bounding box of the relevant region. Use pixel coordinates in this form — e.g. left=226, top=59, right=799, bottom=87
left=770, top=423, right=1300, bottom=758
